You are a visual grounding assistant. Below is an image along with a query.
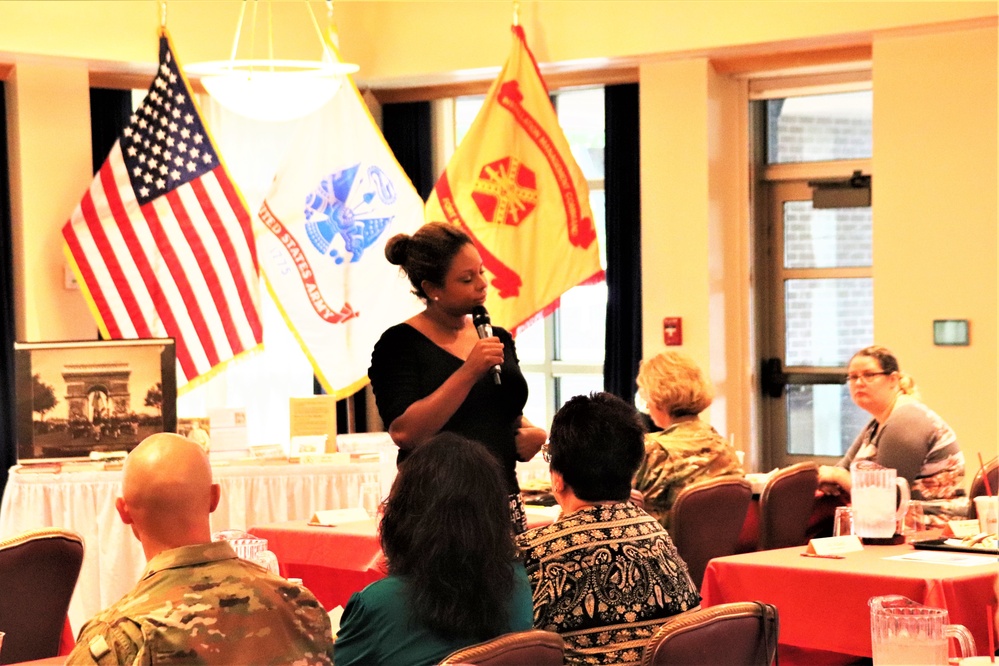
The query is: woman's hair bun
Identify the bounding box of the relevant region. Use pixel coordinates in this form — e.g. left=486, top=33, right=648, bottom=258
left=384, top=233, right=410, bottom=265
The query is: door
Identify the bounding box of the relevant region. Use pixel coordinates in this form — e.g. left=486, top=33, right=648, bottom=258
left=760, top=179, right=873, bottom=469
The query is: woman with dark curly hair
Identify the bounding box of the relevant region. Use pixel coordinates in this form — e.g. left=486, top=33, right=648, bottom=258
left=368, top=221, right=547, bottom=533
left=333, top=432, right=534, bottom=666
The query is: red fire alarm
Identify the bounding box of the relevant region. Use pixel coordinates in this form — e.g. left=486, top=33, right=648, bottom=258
left=663, top=317, right=682, bottom=346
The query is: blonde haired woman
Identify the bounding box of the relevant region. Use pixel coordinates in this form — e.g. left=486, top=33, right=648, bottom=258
left=818, top=345, right=965, bottom=502
left=633, top=350, right=744, bottom=529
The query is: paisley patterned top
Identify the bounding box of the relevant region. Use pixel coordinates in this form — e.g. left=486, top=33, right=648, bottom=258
left=515, top=502, right=700, bottom=665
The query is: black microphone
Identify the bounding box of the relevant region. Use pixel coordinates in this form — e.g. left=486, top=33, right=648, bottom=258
left=472, top=305, right=502, bottom=385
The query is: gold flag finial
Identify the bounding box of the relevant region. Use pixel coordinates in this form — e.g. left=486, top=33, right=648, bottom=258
left=159, top=0, right=167, bottom=29
left=512, top=0, right=520, bottom=27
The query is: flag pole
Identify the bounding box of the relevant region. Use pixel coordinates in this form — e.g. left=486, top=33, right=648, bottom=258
left=345, top=394, right=356, bottom=433
left=159, top=0, right=167, bottom=30
left=512, top=0, right=520, bottom=27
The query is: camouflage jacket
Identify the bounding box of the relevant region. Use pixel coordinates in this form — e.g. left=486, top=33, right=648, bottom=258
left=67, top=541, right=334, bottom=665
left=633, top=420, right=744, bottom=530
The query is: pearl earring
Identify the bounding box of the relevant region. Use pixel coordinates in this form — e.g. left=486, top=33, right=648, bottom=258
left=433, top=296, right=439, bottom=302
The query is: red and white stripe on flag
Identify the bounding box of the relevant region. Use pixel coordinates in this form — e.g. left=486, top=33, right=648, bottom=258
left=62, top=31, right=263, bottom=389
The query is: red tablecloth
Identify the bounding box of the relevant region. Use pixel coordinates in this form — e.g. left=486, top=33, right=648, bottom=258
left=250, top=519, right=386, bottom=611
left=701, top=543, right=998, bottom=658
left=251, top=509, right=558, bottom=611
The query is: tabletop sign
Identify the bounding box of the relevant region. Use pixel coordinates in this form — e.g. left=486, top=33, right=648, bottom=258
left=290, top=396, right=338, bottom=453
left=309, top=507, right=369, bottom=526
left=942, top=520, right=983, bottom=538
left=806, top=535, right=864, bottom=556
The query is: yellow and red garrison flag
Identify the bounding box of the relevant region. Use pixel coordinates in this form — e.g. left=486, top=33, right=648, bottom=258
left=258, top=59, right=424, bottom=398
left=425, top=24, right=603, bottom=332
left=62, top=31, right=263, bottom=390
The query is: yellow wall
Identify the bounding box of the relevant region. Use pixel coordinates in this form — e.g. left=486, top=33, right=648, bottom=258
left=0, top=2, right=993, bottom=82
left=333, top=1, right=995, bottom=86
left=1, top=1, right=995, bottom=482
left=7, top=61, right=94, bottom=341
left=873, top=26, right=998, bottom=480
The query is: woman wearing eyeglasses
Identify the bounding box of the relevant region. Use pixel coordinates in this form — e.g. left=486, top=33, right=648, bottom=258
left=818, top=346, right=965, bottom=509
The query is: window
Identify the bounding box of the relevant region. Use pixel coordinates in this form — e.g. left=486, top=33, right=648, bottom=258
left=453, top=87, right=607, bottom=427
left=757, top=88, right=874, bottom=465
left=767, top=91, right=872, bottom=164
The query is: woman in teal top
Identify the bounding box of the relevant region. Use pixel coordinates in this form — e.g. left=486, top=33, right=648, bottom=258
left=333, top=433, right=534, bottom=666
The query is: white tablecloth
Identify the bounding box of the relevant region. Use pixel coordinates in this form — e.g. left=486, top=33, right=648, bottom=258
left=0, top=458, right=381, bottom=634
left=0, top=433, right=550, bottom=636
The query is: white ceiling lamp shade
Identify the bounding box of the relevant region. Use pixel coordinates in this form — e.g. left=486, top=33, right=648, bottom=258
left=185, top=1, right=358, bottom=123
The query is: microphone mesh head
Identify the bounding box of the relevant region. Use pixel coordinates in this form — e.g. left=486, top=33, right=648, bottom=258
left=471, top=305, right=490, bottom=326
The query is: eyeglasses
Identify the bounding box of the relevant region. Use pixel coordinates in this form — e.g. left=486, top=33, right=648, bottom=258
left=846, top=371, right=890, bottom=384
left=542, top=441, right=551, bottom=463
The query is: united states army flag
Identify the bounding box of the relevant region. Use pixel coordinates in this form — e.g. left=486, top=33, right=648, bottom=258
left=259, top=78, right=424, bottom=398
left=425, top=25, right=603, bottom=332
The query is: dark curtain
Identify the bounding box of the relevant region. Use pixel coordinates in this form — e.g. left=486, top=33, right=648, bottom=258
left=314, top=377, right=368, bottom=435
left=90, top=88, right=132, bottom=175
left=0, top=83, right=15, bottom=498
left=602, top=83, right=642, bottom=403
left=381, top=101, right=435, bottom=200
left=89, top=88, right=132, bottom=345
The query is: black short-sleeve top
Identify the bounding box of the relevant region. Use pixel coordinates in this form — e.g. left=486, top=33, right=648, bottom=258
left=368, top=323, right=529, bottom=493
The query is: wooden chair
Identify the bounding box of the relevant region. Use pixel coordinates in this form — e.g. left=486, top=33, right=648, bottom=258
left=667, top=476, right=753, bottom=589
left=758, top=462, right=819, bottom=550
left=0, top=528, right=84, bottom=665
left=438, top=629, right=564, bottom=665
left=640, top=601, right=779, bottom=666
left=967, top=456, right=998, bottom=519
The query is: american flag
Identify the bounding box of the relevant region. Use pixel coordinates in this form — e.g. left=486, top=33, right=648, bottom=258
left=62, top=32, right=263, bottom=388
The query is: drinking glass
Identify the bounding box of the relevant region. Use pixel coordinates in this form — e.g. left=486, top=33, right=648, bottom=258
left=358, top=481, right=382, bottom=518
left=833, top=506, right=854, bottom=536
left=974, top=496, right=999, bottom=534
left=901, top=501, right=925, bottom=542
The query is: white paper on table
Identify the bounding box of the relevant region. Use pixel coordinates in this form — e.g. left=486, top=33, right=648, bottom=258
left=525, top=505, right=563, bottom=521
left=884, top=551, right=997, bottom=567
left=745, top=470, right=777, bottom=494
left=328, top=605, right=344, bottom=638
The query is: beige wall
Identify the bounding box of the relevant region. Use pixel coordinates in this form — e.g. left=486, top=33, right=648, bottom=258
left=0, top=2, right=994, bottom=82
left=7, top=61, right=94, bottom=341
left=873, top=26, right=998, bottom=481
left=1, top=2, right=996, bottom=482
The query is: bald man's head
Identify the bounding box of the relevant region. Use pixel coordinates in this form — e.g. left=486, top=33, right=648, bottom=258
left=116, top=433, right=220, bottom=558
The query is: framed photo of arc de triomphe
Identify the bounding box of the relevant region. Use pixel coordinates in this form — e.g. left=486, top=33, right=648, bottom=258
left=13, top=338, right=177, bottom=462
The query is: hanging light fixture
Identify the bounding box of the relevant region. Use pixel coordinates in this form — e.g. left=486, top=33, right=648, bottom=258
left=185, top=0, right=358, bottom=123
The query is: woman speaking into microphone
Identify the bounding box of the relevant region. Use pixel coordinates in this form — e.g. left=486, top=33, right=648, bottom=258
left=368, top=222, right=547, bottom=533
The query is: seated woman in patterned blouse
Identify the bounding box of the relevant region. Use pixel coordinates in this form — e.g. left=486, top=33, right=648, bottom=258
left=516, top=392, right=701, bottom=666
left=632, top=350, right=744, bottom=529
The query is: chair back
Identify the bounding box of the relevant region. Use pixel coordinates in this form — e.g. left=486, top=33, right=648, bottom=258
left=667, top=475, right=752, bottom=589
left=967, top=456, right=998, bottom=519
left=758, top=462, right=819, bottom=550
left=0, top=528, right=84, bottom=665
left=640, top=601, right=779, bottom=666
left=438, top=629, right=564, bottom=665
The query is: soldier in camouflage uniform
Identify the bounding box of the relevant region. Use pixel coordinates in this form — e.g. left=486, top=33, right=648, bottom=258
left=66, top=434, right=334, bottom=665
left=633, top=350, right=745, bottom=529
